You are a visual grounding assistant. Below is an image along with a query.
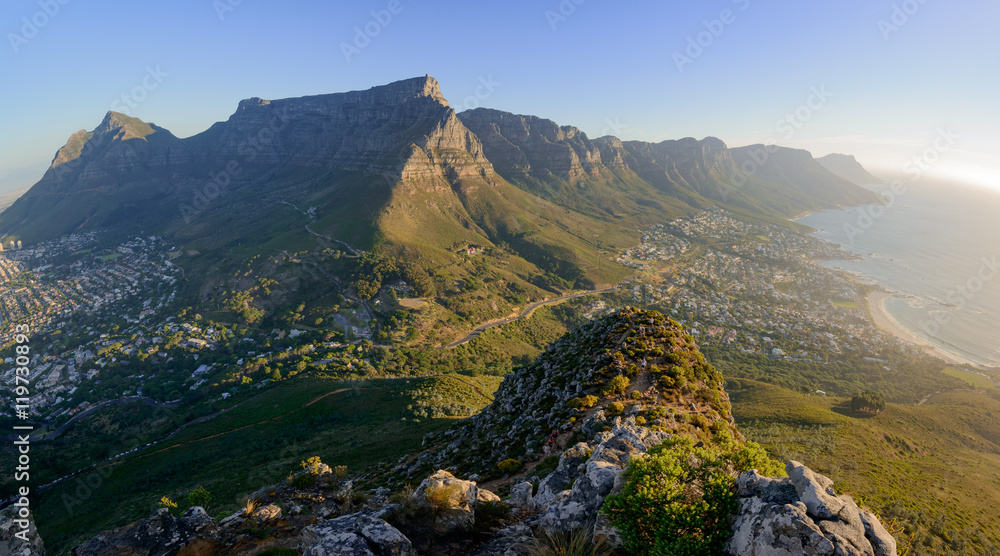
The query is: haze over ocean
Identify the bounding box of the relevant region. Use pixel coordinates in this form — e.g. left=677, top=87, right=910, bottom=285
left=799, top=180, right=1000, bottom=367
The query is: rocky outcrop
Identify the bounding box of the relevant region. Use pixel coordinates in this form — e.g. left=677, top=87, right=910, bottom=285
left=302, top=513, right=415, bottom=556
left=0, top=506, right=44, bottom=556
left=73, top=507, right=218, bottom=556
left=532, top=416, right=668, bottom=535
left=727, top=462, right=898, bottom=556
left=411, top=470, right=480, bottom=533
left=415, top=308, right=731, bottom=477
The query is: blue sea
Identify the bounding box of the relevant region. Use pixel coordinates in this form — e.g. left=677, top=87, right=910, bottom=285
left=798, top=179, right=1000, bottom=368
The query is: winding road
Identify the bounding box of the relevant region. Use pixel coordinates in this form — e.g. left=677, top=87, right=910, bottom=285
left=441, top=286, right=618, bottom=349
left=278, top=200, right=360, bottom=257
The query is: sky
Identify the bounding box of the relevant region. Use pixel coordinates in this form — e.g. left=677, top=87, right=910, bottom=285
left=1, top=0, right=998, bottom=194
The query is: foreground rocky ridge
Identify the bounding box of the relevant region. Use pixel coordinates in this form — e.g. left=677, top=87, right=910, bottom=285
left=63, top=417, right=895, bottom=556
left=8, top=309, right=895, bottom=555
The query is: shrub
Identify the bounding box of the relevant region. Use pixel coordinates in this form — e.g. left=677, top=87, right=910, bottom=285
left=334, top=465, right=348, bottom=479
left=568, top=395, right=600, bottom=409
left=424, top=483, right=462, bottom=510
left=256, top=549, right=298, bottom=556
left=158, top=496, right=178, bottom=514
left=497, top=458, right=522, bottom=474
left=690, top=414, right=710, bottom=430
left=474, top=500, right=511, bottom=533
left=606, top=402, right=625, bottom=415
left=529, top=526, right=614, bottom=556
left=851, top=390, right=885, bottom=414
left=635, top=416, right=647, bottom=426
left=602, top=375, right=630, bottom=397
left=301, top=456, right=323, bottom=474
left=187, top=486, right=212, bottom=509
left=292, top=473, right=316, bottom=489
left=630, top=391, right=643, bottom=400
left=601, top=434, right=783, bottom=555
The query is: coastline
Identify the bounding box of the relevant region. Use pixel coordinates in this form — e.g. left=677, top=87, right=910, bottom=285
left=865, top=291, right=972, bottom=367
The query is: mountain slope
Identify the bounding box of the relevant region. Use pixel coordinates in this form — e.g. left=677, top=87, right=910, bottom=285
left=817, top=153, right=885, bottom=185
left=0, top=76, right=882, bottom=312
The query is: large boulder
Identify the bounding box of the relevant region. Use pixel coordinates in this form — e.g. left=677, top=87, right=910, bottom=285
left=507, top=482, right=535, bottom=510
left=302, top=512, right=415, bottom=556
left=412, top=470, right=479, bottom=532
left=533, top=442, right=589, bottom=507
left=533, top=417, right=669, bottom=534
left=727, top=463, right=897, bottom=556
left=73, top=507, right=218, bottom=556
left=0, top=505, right=44, bottom=556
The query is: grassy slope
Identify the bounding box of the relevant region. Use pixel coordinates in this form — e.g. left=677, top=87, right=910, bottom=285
left=731, top=380, right=1000, bottom=554
left=30, top=375, right=498, bottom=555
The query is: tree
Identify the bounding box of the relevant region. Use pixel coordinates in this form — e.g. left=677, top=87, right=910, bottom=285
left=851, top=390, right=885, bottom=414
left=188, top=486, right=212, bottom=509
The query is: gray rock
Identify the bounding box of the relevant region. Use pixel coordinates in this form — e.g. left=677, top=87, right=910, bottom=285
left=477, top=489, right=502, bottom=504
left=74, top=507, right=218, bottom=556
left=302, top=512, right=415, bottom=556
left=534, top=442, right=589, bottom=507
left=412, top=470, right=478, bottom=532
left=727, top=465, right=897, bottom=556
left=786, top=460, right=845, bottom=519
left=0, top=505, right=44, bottom=556
left=253, top=504, right=282, bottom=524
left=535, top=418, right=664, bottom=534
left=470, top=524, right=534, bottom=556
left=507, top=482, right=535, bottom=509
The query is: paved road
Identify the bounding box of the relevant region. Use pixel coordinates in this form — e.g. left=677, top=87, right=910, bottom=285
left=278, top=200, right=360, bottom=257
left=442, top=286, right=618, bottom=349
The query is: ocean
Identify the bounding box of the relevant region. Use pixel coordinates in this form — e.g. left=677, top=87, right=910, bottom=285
left=797, top=179, right=1000, bottom=368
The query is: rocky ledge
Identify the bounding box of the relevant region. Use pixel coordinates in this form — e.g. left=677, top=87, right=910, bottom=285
left=58, top=416, right=895, bottom=556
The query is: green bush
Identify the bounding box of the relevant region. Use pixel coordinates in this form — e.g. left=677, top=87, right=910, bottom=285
left=851, top=390, right=885, bottom=414
left=602, top=375, right=630, bottom=397
left=497, top=458, right=522, bottom=474
left=568, top=395, right=599, bottom=409
left=187, top=486, right=212, bottom=509
left=292, top=473, right=316, bottom=489
left=606, top=401, right=625, bottom=415
left=601, top=434, right=783, bottom=555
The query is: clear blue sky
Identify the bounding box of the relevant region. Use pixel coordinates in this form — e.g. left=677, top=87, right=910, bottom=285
left=2, top=0, right=997, bottom=193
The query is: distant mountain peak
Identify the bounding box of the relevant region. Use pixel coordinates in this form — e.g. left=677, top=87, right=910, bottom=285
left=816, top=153, right=884, bottom=185
left=94, top=111, right=157, bottom=141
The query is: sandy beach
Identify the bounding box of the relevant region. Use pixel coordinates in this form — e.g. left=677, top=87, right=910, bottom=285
left=865, top=291, right=970, bottom=366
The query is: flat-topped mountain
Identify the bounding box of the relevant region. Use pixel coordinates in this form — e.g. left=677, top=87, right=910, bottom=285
left=0, top=76, right=881, bottom=303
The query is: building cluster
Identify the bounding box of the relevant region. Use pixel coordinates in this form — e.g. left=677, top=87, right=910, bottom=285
left=618, top=209, right=921, bottom=362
